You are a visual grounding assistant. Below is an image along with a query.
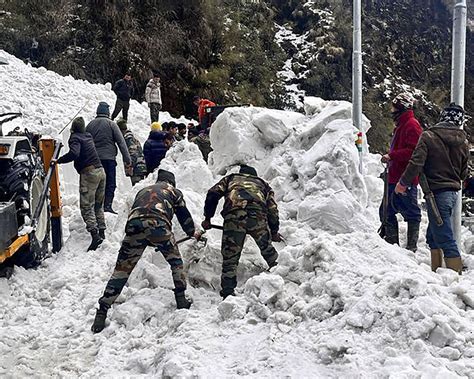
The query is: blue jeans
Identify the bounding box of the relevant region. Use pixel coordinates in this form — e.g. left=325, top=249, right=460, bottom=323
left=101, top=160, right=117, bottom=208
left=426, top=191, right=461, bottom=258
left=380, top=184, right=421, bottom=224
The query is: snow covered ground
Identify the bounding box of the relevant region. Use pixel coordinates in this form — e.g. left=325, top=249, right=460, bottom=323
left=1, top=51, right=474, bottom=378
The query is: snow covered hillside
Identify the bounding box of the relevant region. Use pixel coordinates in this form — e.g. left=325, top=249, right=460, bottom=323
left=1, top=51, right=474, bottom=378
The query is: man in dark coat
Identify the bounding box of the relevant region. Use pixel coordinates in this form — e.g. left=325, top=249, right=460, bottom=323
left=396, top=103, right=469, bottom=273
left=86, top=102, right=132, bottom=214
left=55, top=117, right=106, bottom=250
left=202, top=165, right=281, bottom=299
left=91, top=170, right=201, bottom=333
left=111, top=73, right=133, bottom=121
left=143, top=122, right=169, bottom=174
left=380, top=93, right=423, bottom=251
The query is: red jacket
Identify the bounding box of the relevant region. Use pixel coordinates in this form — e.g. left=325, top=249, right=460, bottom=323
left=388, top=110, right=422, bottom=185
left=198, top=99, right=216, bottom=123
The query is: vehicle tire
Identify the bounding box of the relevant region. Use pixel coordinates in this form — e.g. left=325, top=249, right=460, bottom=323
left=2, top=153, right=51, bottom=268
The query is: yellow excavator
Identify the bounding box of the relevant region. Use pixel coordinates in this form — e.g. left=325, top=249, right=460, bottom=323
left=0, top=113, right=63, bottom=277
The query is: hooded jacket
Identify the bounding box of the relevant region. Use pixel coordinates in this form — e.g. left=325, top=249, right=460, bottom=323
left=400, top=122, right=469, bottom=192
left=57, top=132, right=102, bottom=174
left=145, top=79, right=162, bottom=105
left=143, top=131, right=168, bottom=173
left=388, top=110, right=422, bottom=185
left=85, top=115, right=131, bottom=164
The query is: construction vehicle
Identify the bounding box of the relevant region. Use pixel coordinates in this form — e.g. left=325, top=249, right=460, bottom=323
left=200, top=103, right=251, bottom=130
left=0, top=113, right=63, bottom=277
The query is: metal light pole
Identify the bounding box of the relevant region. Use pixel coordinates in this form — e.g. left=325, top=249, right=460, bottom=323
left=353, top=0, right=363, bottom=173
left=451, top=0, right=467, bottom=245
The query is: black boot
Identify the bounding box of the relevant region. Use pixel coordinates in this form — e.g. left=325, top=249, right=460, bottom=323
left=87, top=230, right=103, bottom=251
left=406, top=221, right=420, bottom=252
left=104, top=206, right=117, bottom=214
left=175, top=291, right=192, bottom=309
left=384, top=221, right=399, bottom=245
left=99, top=229, right=106, bottom=240
left=91, top=304, right=108, bottom=333
left=219, top=289, right=236, bottom=300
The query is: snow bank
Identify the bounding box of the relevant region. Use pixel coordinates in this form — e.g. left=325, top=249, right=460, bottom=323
left=1, top=51, right=474, bottom=378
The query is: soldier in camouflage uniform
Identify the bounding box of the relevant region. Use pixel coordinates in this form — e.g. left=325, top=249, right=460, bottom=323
left=92, top=169, right=200, bottom=333
left=202, top=165, right=281, bottom=299
left=117, top=119, right=147, bottom=185
left=188, top=128, right=213, bottom=163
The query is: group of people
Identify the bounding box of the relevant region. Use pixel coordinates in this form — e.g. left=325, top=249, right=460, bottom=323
left=379, top=93, right=468, bottom=274
left=57, top=75, right=468, bottom=334
left=89, top=164, right=281, bottom=333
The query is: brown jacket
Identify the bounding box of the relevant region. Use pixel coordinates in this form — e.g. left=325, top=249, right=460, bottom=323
left=400, top=122, right=469, bottom=192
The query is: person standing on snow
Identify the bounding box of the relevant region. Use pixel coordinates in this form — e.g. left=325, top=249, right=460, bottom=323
left=176, top=123, right=187, bottom=141
left=111, top=73, right=133, bottom=121
left=91, top=169, right=202, bottom=333
left=145, top=71, right=162, bottom=123
left=395, top=104, right=469, bottom=273
left=55, top=117, right=106, bottom=251
left=202, top=165, right=281, bottom=299
left=143, top=122, right=169, bottom=174
left=117, top=119, right=147, bottom=186
left=193, top=95, right=216, bottom=129
left=86, top=102, right=132, bottom=214
left=380, top=93, right=422, bottom=251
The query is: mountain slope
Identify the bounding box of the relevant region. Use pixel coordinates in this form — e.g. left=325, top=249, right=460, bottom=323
left=1, top=51, right=474, bottom=377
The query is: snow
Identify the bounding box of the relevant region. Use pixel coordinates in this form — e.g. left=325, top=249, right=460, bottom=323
left=1, top=50, right=474, bottom=378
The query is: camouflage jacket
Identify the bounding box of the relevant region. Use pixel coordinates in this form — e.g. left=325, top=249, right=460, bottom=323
left=191, top=134, right=213, bottom=162
left=204, top=173, right=279, bottom=233
left=123, top=130, right=147, bottom=176
left=128, top=182, right=195, bottom=236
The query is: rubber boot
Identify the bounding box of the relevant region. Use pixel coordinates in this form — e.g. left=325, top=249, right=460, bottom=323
left=99, top=229, right=106, bottom=240
left=406, top=221, right=420, bottom=252
left=430, top=249, right=443, bottom=272
left=384, top=221, right=399, bottom=245
left=91, top=304, right=108, bottom=333
left=175, top=291, right=192, bottom=309
left=444, top=257, right=463, bottom=274
left=87, top=230, right=103, bottom=251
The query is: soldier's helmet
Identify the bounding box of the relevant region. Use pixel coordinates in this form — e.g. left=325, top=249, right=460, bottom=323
left=239, top=164, right=258, bottom=176
left=157, top=169, right=176, bottom=187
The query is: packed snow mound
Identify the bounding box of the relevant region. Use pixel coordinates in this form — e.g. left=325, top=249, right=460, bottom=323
left=1, top=50, right=474, bottom=378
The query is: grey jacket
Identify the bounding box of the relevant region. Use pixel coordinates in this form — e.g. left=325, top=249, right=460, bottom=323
left=85, top=115, right=131, bottom=164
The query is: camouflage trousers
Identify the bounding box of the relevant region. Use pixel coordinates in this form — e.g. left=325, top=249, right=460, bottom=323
left=98, top=217, right=186, bottom=309
left=79, top=167, right=106, bottom=233
left=220, top=208, right=278, bottom=297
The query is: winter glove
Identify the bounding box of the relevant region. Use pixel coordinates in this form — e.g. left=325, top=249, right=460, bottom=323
left=381, top=154, right=391, bottom=163
left=201, top=219, right=212, bottom=230
left=125, top=164, right=133, bottom=177
left=271, top=232, right=283, bottom=242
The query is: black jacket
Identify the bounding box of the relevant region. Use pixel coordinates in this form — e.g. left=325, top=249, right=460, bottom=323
left=57, top=132, right=102, bottom=174
left=113, top=79, right=133, bottom=101
left=401, top=122, right=469, bottom=192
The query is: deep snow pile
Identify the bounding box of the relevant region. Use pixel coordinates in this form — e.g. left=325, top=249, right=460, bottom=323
left=1, top=51, right=474, bottom=378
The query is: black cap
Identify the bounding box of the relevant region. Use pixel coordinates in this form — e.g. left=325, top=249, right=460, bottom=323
left=157, top=169, right=176, bottom=187
left=239, top=165, right=257, bottom=176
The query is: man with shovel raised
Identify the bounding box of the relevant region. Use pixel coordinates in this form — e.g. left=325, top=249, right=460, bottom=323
left=202, top=164, right=281, bottom=299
